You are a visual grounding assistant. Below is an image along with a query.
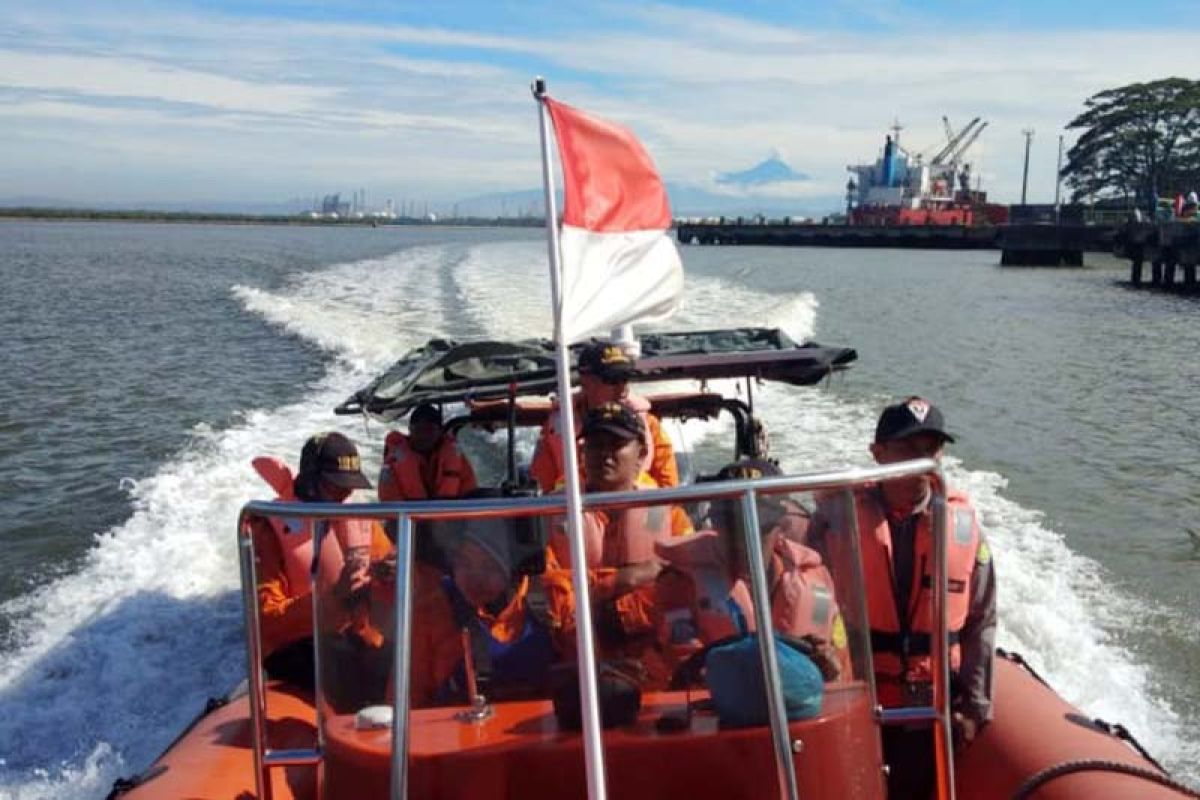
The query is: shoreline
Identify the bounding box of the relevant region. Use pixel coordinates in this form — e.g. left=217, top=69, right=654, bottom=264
left=0, top=207, right=544, bottom=228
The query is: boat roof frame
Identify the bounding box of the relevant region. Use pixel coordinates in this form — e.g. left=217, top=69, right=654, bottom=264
left=334, top=328, right=857, bottom=421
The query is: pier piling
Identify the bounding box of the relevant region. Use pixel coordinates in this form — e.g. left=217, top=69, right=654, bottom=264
left=1118, top=222, right=1200, bottom=294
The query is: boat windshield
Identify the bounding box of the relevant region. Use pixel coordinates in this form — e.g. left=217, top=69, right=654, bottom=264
left=237, top=461, right=956, bottom=800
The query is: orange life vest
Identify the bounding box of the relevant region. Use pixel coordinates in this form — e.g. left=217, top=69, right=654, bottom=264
left=253, top=456, right=378, bottom=630
left=852, top=489, right=981, bottom=705
left=379, top=431, right=473, bottom=501
left=551, top=499, right=672, bottom=569
left=654, top=530, right=844, bottom=670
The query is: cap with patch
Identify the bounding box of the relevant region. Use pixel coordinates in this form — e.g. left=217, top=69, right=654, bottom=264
left=410, top=403, right=443, bottom=426
left=298, top=432, right=372, bottom=489
left=714, top=458, right=791, bottom=531
left=577, top=342, right=636, bottom=380
left=874, top=396, right=956, bottom=444
left=581, top=401, right=646, bottom=441
left=715, top=458, right=783, bottom=481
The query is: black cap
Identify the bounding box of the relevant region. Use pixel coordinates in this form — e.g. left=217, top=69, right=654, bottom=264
left=716, top=458, right=782, bottom=481
left=581, top=401, right=646, bottom=441
left=410, top=403, right=442, bottom=426
left=714, top=458, right=789, bottom=529
left=298, top=432, right=372, bottom=489
left=874, top=397, right=956, bottom=444
left=577, top=342, right=636, bottom=381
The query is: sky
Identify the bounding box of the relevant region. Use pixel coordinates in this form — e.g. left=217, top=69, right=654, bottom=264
left=0, top=0, right=1194, bottom=211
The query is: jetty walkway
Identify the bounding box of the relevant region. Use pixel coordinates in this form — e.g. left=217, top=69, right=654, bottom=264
left=675, top=218, right=1115, bottom=266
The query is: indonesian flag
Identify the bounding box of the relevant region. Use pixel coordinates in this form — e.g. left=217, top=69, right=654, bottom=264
left=545, top=98, right=684, bottom=343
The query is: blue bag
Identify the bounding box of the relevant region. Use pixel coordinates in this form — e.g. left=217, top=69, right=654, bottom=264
left=704, top=634, right=824, bottom=727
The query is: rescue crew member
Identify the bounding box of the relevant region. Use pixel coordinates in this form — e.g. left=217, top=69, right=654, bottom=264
left=378, top=403, right=478, bottom=501
left=809, top=397, right=996, bottom=799
left=410, top=515, right=557, bottom=707
left=654, top=459, right=846, bottom=681
left=543, top=402, right=683, bottom=688
left=530, top=342, right=678, bottom=493
left=249, top=432, right=392, bottom=690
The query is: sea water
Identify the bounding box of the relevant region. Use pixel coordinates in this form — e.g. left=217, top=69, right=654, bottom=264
left=0, top=221, right=1196, bottom=798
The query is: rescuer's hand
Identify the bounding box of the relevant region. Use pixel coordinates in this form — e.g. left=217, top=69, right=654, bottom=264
left=335, top=547, right=372, bottom=604
left=952, top=711, right=980, bottom=749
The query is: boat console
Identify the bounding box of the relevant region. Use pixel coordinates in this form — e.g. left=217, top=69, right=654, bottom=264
left=322, top=687, right=880, bottom=799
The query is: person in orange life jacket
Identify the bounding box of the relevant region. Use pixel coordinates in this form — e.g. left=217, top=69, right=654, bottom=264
left=543, top=402, right=679, bottom=688
left=378, top=403, right=478, bottom=501
left=530, top=342, right=678, bottom=493
left=409, top=515, right=558, bottom=707
left=249, top=432, right=392, bottom=690
left=808, top=398, right=996, bottom=800
left=654, top=459, right=845, bottom=682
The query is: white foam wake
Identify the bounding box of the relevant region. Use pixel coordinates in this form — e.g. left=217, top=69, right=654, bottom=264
left=0, top=245, right=455, bottom=799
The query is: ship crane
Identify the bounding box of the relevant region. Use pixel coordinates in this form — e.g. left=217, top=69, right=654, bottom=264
left=931, top=116, right=982, bottom=165
left=947, top=120, right=988, bottom=165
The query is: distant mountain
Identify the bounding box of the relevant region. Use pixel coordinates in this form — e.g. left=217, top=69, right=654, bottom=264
left=716, top=155, right=810, bottom=187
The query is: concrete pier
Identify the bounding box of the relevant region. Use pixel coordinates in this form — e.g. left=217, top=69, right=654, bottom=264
left=675, top=220, right=1116, bottom=265
left=675, top=221, right=998, bottom=249
left=996, top=224, right=1101, bottom=266
left=1118, top=222, right=1200, bottom=293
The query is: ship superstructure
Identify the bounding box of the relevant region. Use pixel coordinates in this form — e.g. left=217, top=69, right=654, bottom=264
left=847, top=118, right=997, bottom=225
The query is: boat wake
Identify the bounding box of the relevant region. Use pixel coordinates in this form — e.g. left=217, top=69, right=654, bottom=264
left=0, top=239, right=1194, bottom=799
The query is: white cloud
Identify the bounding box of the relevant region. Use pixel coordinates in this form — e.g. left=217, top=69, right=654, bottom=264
left=0, top=50, right=335, bottom=115
left=0, top=5, right=1193, bottom=206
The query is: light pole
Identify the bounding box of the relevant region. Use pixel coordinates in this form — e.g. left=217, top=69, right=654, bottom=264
left=1054, top=135, right=1065, bottom=206
left=1021, top=128, right=1035, bottom=206
left=1054, top=134, right=1064, bottom=223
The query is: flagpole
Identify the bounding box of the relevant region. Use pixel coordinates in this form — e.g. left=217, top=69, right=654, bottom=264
left=532, top=76, right=609, bottom=800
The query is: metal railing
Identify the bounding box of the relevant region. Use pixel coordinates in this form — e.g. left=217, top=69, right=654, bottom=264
left=235, top=457, right=954, bottom=800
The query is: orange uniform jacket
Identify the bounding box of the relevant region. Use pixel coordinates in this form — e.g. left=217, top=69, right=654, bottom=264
left=541, top=481, right=689, bottom=689
left=529, top=393, right=679, bottom=493
left=378, top=431, right=478, bottom=501
left=409, top=570, right=562, bottom=707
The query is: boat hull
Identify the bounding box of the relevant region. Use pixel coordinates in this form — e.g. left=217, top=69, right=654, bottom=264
left=955, top=655, right=1192, bottom=799
left=117, top=656, right=1193, bottom=799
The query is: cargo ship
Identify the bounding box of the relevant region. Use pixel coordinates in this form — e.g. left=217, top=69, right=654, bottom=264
left=846, top=118, right=1008, bottom=226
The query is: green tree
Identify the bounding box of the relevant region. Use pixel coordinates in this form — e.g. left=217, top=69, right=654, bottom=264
left=1061, top=77, right=1200, bottom=207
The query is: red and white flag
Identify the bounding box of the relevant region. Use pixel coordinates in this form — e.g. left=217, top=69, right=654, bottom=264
left=545, top=98, right=684, bottom=343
